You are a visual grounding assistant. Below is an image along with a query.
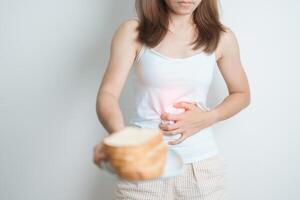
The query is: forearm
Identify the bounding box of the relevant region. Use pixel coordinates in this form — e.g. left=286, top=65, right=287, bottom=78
left=96, top=92, right=125, bottom=134
left=209, top=92, right=251, bottom=123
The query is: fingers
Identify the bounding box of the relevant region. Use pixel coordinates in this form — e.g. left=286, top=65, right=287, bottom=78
left=159, top=121, right=183, bottom=136
left=159, top=121, right=181, bottom=131
left=168, top=133, right=188, bottom=145
left=93, top=143, right=108, bottom=169
left=173, top=101, right=196, bottom=111
left=160, top=112, right=183, bottom=121
left=162, top=128, right=183, bottom=136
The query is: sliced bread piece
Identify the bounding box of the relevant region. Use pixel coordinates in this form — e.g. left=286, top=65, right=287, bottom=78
left=102, top=126, right=163, bottom=162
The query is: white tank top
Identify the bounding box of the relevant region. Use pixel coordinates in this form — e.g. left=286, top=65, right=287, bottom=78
left=128, top=17, right=220, bottom=163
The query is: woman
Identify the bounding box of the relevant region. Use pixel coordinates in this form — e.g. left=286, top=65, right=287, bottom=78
left=94, top=0, right=251, bottom=199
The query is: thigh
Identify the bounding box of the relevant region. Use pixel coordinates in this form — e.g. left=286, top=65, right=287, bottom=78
left=114, top=177, right=174, bottom=200
left=174, top=155, right=227, bottom=200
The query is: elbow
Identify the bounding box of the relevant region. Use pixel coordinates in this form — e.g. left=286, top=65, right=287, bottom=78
left=95, top=94, right=101, bottom=114
left=95, top=98, right=103, bottom=123
left=95, top=93, right=105, bottom=123
left=244, top=91, right=251, bottom=108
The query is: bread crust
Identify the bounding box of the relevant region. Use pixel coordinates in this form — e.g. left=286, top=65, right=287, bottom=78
left=101, top=127, right=167, bottom=180
left=111, top=142, right=167, bottom=170
left=116, top=149, right=167, bottom=180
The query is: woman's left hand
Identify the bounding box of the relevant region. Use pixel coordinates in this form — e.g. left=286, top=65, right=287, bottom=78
left=159, top=101, right=218, bottom=145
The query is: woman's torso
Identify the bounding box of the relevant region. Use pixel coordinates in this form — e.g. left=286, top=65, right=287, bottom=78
left=128, top=17, right=220, bottom=163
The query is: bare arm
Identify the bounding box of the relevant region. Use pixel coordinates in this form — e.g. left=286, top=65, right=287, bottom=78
left=95, top=20, right=139, bottom=134
left=210, top=28, right=251, bottom=123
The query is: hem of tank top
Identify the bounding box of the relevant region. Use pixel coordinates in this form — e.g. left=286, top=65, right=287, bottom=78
left=180, top=150, right=220, bottom=164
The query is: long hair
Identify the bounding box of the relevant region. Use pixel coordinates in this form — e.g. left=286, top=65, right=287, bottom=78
left=135, top=0, right=226, bottom=54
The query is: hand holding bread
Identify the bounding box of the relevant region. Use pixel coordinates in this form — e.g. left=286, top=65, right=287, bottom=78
left=94, top=126, right=168, bottom=181
left=93, top=142, right=108, bottom=169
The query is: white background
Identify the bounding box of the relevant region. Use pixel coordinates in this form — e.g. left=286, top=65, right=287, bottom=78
left=0, top=0, right=299, bottom=199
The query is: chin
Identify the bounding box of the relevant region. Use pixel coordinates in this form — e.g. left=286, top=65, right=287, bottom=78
left=173, top=9, right=194, bottom=15
left=178, top=10, right=194, bottom=15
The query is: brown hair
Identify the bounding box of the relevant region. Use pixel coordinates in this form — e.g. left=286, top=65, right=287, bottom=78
left=135, top=0, right=226, bottom=54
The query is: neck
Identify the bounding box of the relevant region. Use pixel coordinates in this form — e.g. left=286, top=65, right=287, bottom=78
left=168, top=12, right=194, bottom=28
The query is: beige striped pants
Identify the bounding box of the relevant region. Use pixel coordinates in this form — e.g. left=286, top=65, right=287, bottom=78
left=114, top=154, right=227, bottom=200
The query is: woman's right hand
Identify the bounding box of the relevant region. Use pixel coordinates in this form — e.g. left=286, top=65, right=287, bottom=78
left=93, top=142, right=108, bottom=169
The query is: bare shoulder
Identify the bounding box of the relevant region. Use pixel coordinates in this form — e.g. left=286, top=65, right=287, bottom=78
left=215, top=26, right=240, bottom=61
left=111, top=18, right=141, bottom=51
left=117, top=18, right=140, bottom=37
left=220, top=26, right=239, bottom=50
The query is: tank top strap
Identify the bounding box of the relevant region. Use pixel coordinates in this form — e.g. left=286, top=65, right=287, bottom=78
left=131, top=16, right=146, bottom=64
left=134, top=43, right=147, bottom=64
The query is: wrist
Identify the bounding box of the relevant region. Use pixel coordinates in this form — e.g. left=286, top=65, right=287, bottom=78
left=208, top=109, right=219, bottom=125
